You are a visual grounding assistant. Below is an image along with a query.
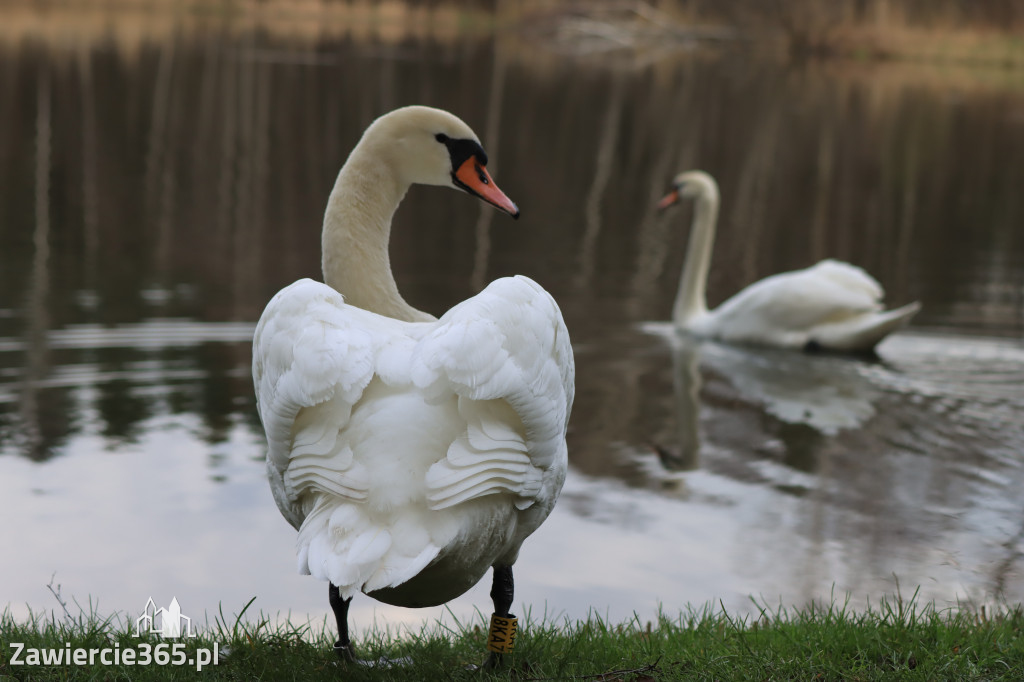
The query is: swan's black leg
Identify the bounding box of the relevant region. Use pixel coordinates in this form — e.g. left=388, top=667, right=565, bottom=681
left=480, top=565, right=516, bottom=669
left=491, top=565, right=514, bottom=618
left=329, top=585, right=413, bottom=668
left=329, top=583, right=356, bottom=662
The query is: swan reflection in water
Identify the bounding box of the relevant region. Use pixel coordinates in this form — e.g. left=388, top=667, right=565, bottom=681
left=648, top=325, right=883, bottom=473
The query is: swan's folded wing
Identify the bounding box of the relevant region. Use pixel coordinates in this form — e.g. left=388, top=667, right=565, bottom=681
left=808, top=259, right=884, bottom=302
left=410, top=275, right=574, bottom=511
left=252, top=278, right=408, bottom=528
left=720, top=264, right=883, bottom=335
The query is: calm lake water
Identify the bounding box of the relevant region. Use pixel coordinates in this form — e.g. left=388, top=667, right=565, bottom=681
left=1, top=18, right=1023, bottom=635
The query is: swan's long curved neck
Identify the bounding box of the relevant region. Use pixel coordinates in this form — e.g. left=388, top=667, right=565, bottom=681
left=321, top=148, right=434, bottom=323
left=673, top=187, right=718, bottom=327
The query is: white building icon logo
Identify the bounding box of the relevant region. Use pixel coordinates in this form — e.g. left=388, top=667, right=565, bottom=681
left=134, top=597, right=195, bottom=639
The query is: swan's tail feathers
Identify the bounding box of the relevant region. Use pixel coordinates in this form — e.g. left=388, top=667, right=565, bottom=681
left=890, top=300, right=922, bottom=321
left=295, top=500, right=443, bottom=599
left=811, top=301, right=921, bottom=353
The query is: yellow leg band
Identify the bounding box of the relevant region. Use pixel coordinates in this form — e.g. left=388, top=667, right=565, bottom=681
left=486, top=613, right=518, bottom=654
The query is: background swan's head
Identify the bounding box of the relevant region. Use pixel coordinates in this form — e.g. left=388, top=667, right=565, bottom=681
left=361, top=105, right=519, bottom=218
left=657, top=170, right=719, bottom=210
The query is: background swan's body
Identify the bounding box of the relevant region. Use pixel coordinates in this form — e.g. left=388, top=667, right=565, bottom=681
left=252, top=106, right=573, bottom=662
left=689, top=258, right=921, bottom=352
left=660, top=171, right=920, bottom=353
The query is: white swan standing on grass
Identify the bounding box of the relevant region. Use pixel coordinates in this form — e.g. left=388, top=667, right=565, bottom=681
left=657, top=170, right=920, bottom=353
left=252, top=106, right=574, bottom=667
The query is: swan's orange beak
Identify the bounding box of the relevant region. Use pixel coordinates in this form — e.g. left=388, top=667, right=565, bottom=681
left=455, top=157, right=520, bottom=219
left=657, top=189, right=680, bottom=210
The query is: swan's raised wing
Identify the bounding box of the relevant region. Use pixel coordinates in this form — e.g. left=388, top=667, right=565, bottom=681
left=252, top=278, right=418, bottom=529
left=411, top=275, right=574, bottom=513
left=808, top=259, right=884, bottom=302
left=254, top=275, right=573, bottom=525
left=709, top=260, right=884, bottom=343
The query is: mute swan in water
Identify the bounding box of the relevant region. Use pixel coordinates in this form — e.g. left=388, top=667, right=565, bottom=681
left=658, top=170, right=920, bottom=353
left=252, top=106, right=574, bottom=666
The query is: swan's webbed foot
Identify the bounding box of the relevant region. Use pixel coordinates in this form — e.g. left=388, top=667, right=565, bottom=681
left=334, top=643, right=412, bottom=668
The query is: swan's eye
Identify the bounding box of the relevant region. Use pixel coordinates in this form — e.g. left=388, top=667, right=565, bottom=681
left=477, top=166, right=489, bottom=185
left=435, top=133, right=449, bottom=143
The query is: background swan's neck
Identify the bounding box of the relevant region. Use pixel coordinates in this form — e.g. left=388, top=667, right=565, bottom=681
left=322, top=149, right=435, bottom=323
left=672, top=186, right=719, bottom=327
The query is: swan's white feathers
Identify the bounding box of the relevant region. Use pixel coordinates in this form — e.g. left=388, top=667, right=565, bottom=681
left=714, top=265, right=878, bottom=326
left=411, top=276, right=572, bottom=465
left=700, top=260, right=904, bottom=349
left=254, top=279, right=385, bottom=527
left=811, top=259, right=885, bottom=301
left=465, top=400, right=526, bottom=450
left=253, top=274, right=572, bottom=597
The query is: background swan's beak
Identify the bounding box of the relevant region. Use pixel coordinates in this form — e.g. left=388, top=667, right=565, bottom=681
left=657, top=189, right=680, bottom=210
left=455, top=157, right=520, bottom=219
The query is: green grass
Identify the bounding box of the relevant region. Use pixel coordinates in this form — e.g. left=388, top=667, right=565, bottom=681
left=2, top=591, right=1023, bottom=680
